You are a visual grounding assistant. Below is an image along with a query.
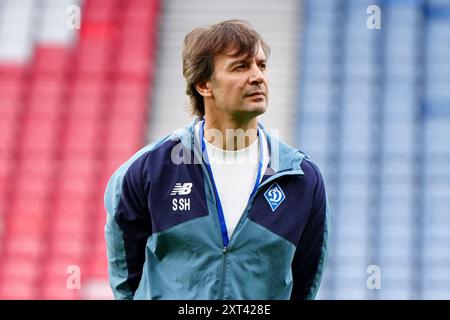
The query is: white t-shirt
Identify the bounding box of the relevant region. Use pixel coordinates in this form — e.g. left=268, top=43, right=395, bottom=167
left=195, top=122, right=270, bottom=238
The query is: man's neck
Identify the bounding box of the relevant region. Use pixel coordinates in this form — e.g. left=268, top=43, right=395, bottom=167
left=203, top=115, right=259, bottom=151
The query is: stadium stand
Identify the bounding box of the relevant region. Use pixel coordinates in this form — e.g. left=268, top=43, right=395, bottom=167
left=298, top=0, right=450, bottom=299
left=0, top=0, right=160, bottom=299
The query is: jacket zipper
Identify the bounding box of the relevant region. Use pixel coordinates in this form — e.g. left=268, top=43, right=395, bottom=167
left=195, top=141, right=231, bottom=299
left=220, top=246, right=227, bottom=299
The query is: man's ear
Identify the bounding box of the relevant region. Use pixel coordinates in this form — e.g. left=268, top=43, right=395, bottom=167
left=195, top=81, right=212, bottom=97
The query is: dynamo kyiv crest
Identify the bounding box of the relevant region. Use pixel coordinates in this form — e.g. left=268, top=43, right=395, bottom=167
left=264, top=182, right=286, bottom=212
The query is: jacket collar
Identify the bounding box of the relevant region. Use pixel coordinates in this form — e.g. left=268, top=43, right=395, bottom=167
left=173, top=117, right=305, bottom=175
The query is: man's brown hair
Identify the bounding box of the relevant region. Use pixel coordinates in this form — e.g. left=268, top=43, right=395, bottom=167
left=182, top=19, right=270, bottom=118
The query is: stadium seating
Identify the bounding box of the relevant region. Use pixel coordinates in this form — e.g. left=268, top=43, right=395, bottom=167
left=299, top=0, right=450, bottom=299
left=0, top=0, right=160, bottom=299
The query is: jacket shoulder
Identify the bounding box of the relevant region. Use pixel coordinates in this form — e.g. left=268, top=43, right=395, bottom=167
left=298, top=155, right=326, bottom=203
left=103, top=133, right=178, bottom=214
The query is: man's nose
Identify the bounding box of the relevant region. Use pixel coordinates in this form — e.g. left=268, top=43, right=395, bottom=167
left=248, top=64, right=265, bottom=85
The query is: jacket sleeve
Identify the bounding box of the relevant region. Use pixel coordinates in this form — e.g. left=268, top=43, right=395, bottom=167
left=290, top=161, right=330, bottom=300
left=104, top=157, right=152, bottom=300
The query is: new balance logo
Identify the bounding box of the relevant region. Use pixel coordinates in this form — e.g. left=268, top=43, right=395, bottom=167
left=171, top=182, right=192, bottom=212
left=171, top=182, right=193, bottom=196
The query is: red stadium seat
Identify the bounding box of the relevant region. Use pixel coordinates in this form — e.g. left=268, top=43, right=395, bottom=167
left=0, top=279, right=37, bottom=300
left=57, top=175, right=95, bottom=200
left=0, top=0, right=160, bottom=299
left=44, top=256, right=86, bottom=275
left=117, top=54, right=151, bottom=78
left=83, top=0, right=118, bottom=22
left=106, top=118, right=145, bottom=144
left=0, top=256, right=40, bottom=283
left=52, top=201, right=92, bottom=220
left=72, top=75, right=106, bottom=94
left=119, top=24, right=154, bottom=46
left=61, top=119, right=102, bottom=155
left=89, top=199, right=106, bottom=226
left=85, top=255, right=109, bottom=279
left=75, top=41, right=113, bottom=74
left=60, top=157, right=100, bottom=177
left=0, top=100, right=22, bottom=123
left=28, top=100, right=62, bottom=121
left=32, top=46, right=71, bottom=75
left=69, top=95, right=104, bottom=120
left=69, top=90, right=105, bottom=109
left=91, top=215, right=107, bottom=241
left=20, top=119, right=59, bottom=155
left=27, top=76, right=66, bottom=120
left=0, top=65, right=26, bottom=82
left=110, top=80, right=148, bottom=120
left=19, top=157, right=57, bottom=178
left=5, top=235, right=46, bottom=258
left=41, top=281, right=80, bottom=300
left=0, top=176, right=11, bottom=202
left=9, top=198, right=47, bottom=217
left=29, top=74, right=66, bottom=97
left=6, top=212, right=46, bottom=238
left=52, top=215, right=89, bottom=237
left=123, top=3, right=156, bottom=23
left=0, top=120, right=17, bottom=153
left=98, top=169, right=114, bottom=186
left=48, top=236, right=88, bottom=259
left=0, top=81, right=22, bottom=98
left=53, top=199, right=90, bottom=218
left=14, top=173, right=51, bottom=200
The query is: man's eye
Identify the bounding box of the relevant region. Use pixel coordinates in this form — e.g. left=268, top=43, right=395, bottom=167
left=235, top=65, right=246, bottom=70
left=259, top=64, right=267, bottom=70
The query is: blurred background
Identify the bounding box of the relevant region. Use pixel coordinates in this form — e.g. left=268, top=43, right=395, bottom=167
left=0, top=0, right=449, bottom=299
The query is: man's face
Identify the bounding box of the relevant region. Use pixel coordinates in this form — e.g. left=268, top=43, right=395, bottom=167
left=207, top=45, right=269, bottom=120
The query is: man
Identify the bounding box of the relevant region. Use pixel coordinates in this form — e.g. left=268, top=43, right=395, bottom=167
left=104, top=20, right=329, bottom=300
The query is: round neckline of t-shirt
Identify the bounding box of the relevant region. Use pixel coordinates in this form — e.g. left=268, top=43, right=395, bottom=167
left=205, top=136, right=259, bottom=164
left=205, top=136, right=258, bottom=153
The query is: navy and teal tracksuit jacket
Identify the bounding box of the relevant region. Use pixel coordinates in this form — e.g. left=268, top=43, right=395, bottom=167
left=104, top=119, right=330, bottom=300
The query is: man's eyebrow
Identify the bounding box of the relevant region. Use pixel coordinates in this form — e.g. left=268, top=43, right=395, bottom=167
left=227, top=57, right=267, bottom=68
left=227, top=58, right=248, bottom=68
